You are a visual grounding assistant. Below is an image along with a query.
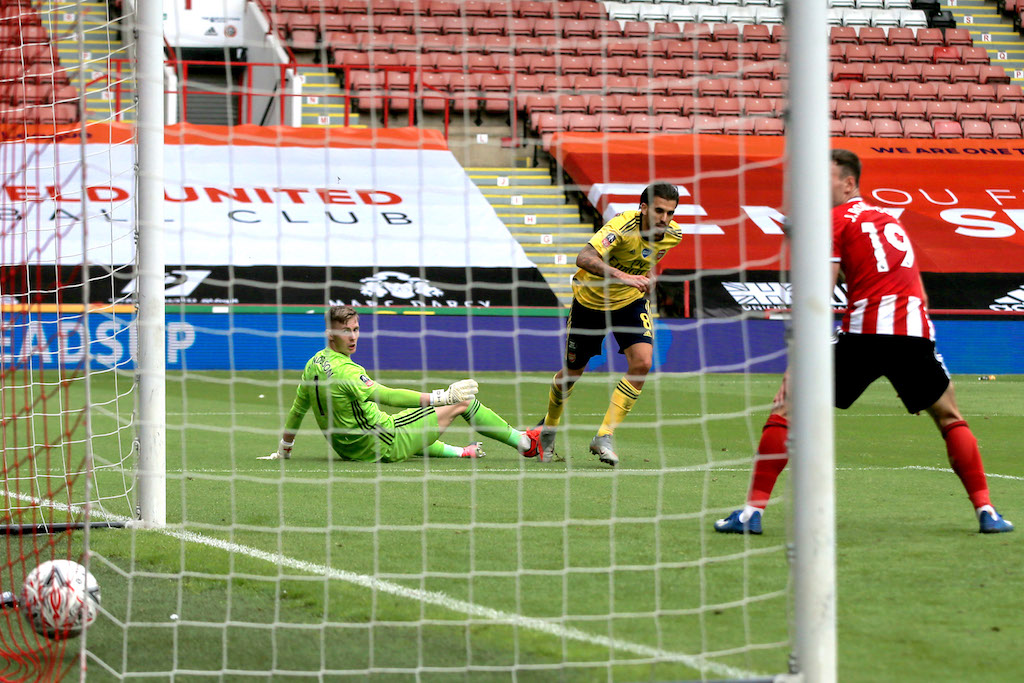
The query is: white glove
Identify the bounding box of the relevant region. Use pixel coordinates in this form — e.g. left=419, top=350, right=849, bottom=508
left=277, top=439, right=293, bottom=459
left=429, top=379, right=479, bottom=406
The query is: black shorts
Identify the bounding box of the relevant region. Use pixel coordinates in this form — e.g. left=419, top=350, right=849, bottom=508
left=834, top=332, right=950, bottom=414
left=565, top=297, right=653, bottom=370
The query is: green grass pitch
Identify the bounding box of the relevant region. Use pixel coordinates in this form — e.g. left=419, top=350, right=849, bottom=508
left=4, top=372, right=1021, bottom=681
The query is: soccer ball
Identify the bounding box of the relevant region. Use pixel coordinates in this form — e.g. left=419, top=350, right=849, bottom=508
left=20, top=559, right=101, bottom=640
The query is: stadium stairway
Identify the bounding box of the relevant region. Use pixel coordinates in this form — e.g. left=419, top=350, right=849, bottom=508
left=469, top=167, right=590, bottom=306
left=297, top=65, right=361, bottom=127
left=39, top=0, right=129, bottom=123
left=951, top=0, right=1024, bottom=83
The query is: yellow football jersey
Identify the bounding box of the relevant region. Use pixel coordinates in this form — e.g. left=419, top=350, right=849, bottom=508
left=571, top=210, right=683, bottom=311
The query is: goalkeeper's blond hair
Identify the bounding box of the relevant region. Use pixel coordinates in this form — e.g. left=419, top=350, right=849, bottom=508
left=326, top=305, right=358, bottom=328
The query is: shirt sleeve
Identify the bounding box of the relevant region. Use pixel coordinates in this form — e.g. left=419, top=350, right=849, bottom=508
left=284, top=375, right=311, bottom=431
left=588, top=221, right=624, bottom=259
left=830, top=217, right=843, bottom=263
left=371, top=384, right=422, bottom=408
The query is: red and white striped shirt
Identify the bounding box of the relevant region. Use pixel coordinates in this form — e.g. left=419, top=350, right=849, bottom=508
left=832, top=198, right=934, bottom=339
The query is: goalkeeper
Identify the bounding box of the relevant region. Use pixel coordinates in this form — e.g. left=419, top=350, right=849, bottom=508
left=272, top=305, right=543, bottom=462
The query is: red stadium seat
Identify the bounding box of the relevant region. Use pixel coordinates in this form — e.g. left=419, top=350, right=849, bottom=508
left=873, top=45, right=904, bottom=63
left=652, top=95, right=683, bottom=114
left=690, top=96, right=715, bottom=115
left=842, top=119, right=874, bottom=137
left=526, top=55, right=557, bottom=74
left=914, top=28, right=944, bottom=46
left=681, top=22, right=713, bottom=41
left=837, top=100, right=868, bottom=119
left=949, top=65, right=981, bottom=83
left=962, top=120, right=991, bottom=138
left=566, top=113, right=600, bottom=131
left=955, top=101, right=987, bottom=121
left=979, top=66, right=1011, bottom=84
left=541, top=75, right=572, bottom=92
left=829, top=119, right=844, bottom=136
left=858, top=27, right=886, bottom=45
left=907, top=82, right=939, bottom=100
left=742, top=25, right=772, bottom=43
left=832, top=63, right=864, bottom=81
left=960, top=48, right=990, bottom=65
left=571, top=76, right=606, bottom=94
left=745, top=98, right=776, bottom=117
left=936, top=83, right=969, bottom=101
left=556, top=94, right=587, bottom=114
left=727, top=79, right=758, bottom=99
left=693, top=115, right=725, bottom=134
left=619, top=94, right=651, bottom=114
left=895, top=101, right=927, bottom=120
left=830, top=81, right=851, bottom=99
left=514, top=1, right=551, bottom=19
left=697, top=40, right=727, bottom=60
left=653, top=22, right=684, bottom=40
left=866, top=101, right=897, bottom=120
left=592, top=20, right=622, bottom=38
left=759, top=80, right=785, bottom=99
left=604, top=76, right=637, bottom=94
left=862, top=64, right=892, bottom=82
left=713, top=96, right=741, bottom=117
left=713, top=24, right=739, bottom=42
left=523, top=94, right=556, bottom=114
left=627, top=113, right=660, bottom=133
left=427, top=0, right=459, bottom=16
left=886, top=28, right=915, bottom=45
left=622, top=21, right=650, bottom=38
left=844, top=44, right=873, bottom=63
left=878, top=82, right=910, bottom=100
left=992, top=120, right=1023, bottom=138
left=531, top=18, right=560, bottom=37
left=830, top=26, right=858, bottom=44
left=872, top=119, right=903, bottom=137
left=597, top=113, right=630, bottom=132
left=754, top=117, right=785, bottom=135
left=920, top=64, right=953, bottom=82
left=901, top=119, right=934, bottom=138
left=985, top=102, right=1016, bottom=122
left=933, top=46, right=961, bottom=64
left=584, top=94, right=620, bottom=114
left=848, top=82, right=880, bottom=100
left=697, top=78, right=728, bottom=97
left=943, top=28, right=973, bottom=47
left=727, top=42, right=758, bottom=61
left=643, top=39, right=676, bottom=58
left=722, top=117, right=754, bottom=135
left=966, top=84, right=997, bottom=102
left=995, top=84, right=1024, bottom=102
left=902, top=46, right=933, bottom=64
left=572, top=1, right=607, bottom=21
left=661, top=114, right=693, bottom=134
left=755, top=42, right=783, bottom=62
left=925, top=101, right=957, bottom=121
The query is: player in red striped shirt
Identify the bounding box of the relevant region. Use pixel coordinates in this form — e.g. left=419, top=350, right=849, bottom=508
left=715, top=149, right=1013, bottom=535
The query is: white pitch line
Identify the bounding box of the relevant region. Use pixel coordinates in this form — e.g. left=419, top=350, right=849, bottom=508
left=3, top=490, right=760, bottom=680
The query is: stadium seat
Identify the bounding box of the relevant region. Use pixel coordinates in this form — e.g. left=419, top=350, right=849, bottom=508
left=556, top=94, right=587, bottom=114
left=849, top=82, right=880, bottom=100
left=895, top=101, right=926, bottom=120
left=996, top=83, right=1024, bottom=102
left=857, top=26, right=886, bottom=44
left=721, top=116, right=754, bottom=135
left=837, top=100, right=868, bottom=119
left=901, top=119, right=933, bottom=137
left=862, top=64, right=892, bottom=82
left=618, top=94, right=650, bottom=115
left=830, top=26, right=858, bottom=44
left=697, top=78, right=729, bottom=97
left=914, top=28, right=944, bottom=46
left=597, top=112, right=630, bottom=132
left=992, top=120, right=1023, bottom=138
left=845, top=44, right=873, bottom=63
left=627, top=113, right=659, bottom=133
left=713, top=23, right=741, bottom=42
left=727, top=79, right=758, bottom=99
left=886, top=27, right=915, bottom=45
left=955, top=101, right=987, bottom=122
left=829, top=119, right=844, bottom=136
left=925, top=101, right=957, bottom=121
left=919, top=64, right=952, bottom=82
left=830, top=81, right=851, bottom=99
left=521, top=93, right=555, bottom=114
left=568, top=76, right=603, bottom=94
left=966, top=84, right=997, bottom=102
left=878, top=82, right=910, bottom=100
left=944, top=28, right=973, bottom=47
left=690, top=96, right=715, bottom=115
left=873, top=45, right=904, bottom=62
left=962, top=120, right=992, bottom=138
left=985, top=102, right=1016, bottom=122
left=936, top=83, right=969, bottom=101
left=866, top=100, right=898, bottom=120
left=584, top=94, right=619, bottom=115
left=949, top=65, right=981, bottom=83
left=843, top=118, right=874, bottom=136
left=622, top=21, right=649, bottom=38
left=513, top=0, right=550, bottom=18
left=754, top=117, right=785, bottom=135
left=566, top=113, right=600, bottom=131
left=872, top=119, right=903, bottom=137
left=692, top=115, right=725, bottom=134
left=960, top=48, right=990, bottom=66
left=979, top=66, right=1011, bottom=84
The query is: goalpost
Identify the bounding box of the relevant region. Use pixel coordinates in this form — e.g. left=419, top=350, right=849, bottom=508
left=1, top=0, right=835, bottom=680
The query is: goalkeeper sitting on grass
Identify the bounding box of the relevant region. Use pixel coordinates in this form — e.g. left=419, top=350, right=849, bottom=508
left=272, top=305, right=543, bottom=462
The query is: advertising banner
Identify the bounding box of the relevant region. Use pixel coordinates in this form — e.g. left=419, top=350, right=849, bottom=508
left=552, top=134, right=1024, bottom=316
left=0, top=124, right=557, bottom=308
left=162, top=0, right=247, bottom=48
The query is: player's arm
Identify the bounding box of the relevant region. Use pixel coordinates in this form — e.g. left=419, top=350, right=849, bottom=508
left=275, top=378, right=312, bottom=459
left=372, top=381, right=480, bottom=407
left=577, top=244, right=650, bottom=293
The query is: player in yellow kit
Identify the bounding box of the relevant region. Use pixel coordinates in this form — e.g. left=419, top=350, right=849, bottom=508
left=539, top=182, right=683, bottom=466
left=272, top=306, right=543, bottom=463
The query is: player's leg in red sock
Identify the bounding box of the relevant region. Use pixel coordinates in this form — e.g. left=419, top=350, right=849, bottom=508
left=941, top=420, right=991, bottom=509
left=747, top=414, right=790, bottom=509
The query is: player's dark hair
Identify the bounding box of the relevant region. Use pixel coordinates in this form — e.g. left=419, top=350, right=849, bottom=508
left=327, top=305, right=358, bottom=327
left=639, top=182, right=679, bottom=209
left=831, top=149, right=861, bottom=185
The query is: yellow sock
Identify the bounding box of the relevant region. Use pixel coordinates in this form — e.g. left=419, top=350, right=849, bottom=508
left=597, top=378, right=642, bottom=436
left=544, top=375, right=575, bottom=426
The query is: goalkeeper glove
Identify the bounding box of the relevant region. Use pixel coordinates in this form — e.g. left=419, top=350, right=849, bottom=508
left=429, top=379, right=479, bottom=406
left=277, top=439, right=294, bottom=460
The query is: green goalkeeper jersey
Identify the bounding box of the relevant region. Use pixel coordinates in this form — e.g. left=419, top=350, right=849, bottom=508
left=285, top=348, right=419, bottom=461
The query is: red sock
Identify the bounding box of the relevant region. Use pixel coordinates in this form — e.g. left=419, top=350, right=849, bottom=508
left=941, top=420, right=990, bottom=509
left=746, top=414, right=789, bottom=509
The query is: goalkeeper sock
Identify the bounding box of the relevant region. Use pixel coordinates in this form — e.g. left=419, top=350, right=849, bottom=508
left=544, top=374, right=575, bottom=427
left=747, top=414, right=789, bottom=509
left=941, top=420, right=991, bottom=509
left=427, top=441, right=464, bottom=458
left=596, top=377, right=641, bottom=437
left=461, top=399, right=521, bottom=449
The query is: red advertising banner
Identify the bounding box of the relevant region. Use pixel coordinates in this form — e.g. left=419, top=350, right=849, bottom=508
left=551, top=134, right=1024, bottom=275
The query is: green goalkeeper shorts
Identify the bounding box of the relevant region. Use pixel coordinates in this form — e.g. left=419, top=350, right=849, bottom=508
left=380, top=407, right=440, bottom=463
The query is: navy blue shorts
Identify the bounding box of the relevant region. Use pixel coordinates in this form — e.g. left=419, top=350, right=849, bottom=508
left=564, top=297, right=653, bottom=370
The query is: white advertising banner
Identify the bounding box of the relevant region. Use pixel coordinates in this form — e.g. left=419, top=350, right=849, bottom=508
left=1, top=141, right=532, bottom=270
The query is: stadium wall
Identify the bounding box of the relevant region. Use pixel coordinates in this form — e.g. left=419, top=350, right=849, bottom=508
left=5, top=312, right=1022, bottom=375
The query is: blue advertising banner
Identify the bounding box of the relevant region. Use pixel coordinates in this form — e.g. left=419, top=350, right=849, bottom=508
left=3, top=312, right=1020, bottom=375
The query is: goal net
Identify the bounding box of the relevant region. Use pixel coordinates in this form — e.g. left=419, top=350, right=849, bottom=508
left=2, top=0, right=837, bottom=680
